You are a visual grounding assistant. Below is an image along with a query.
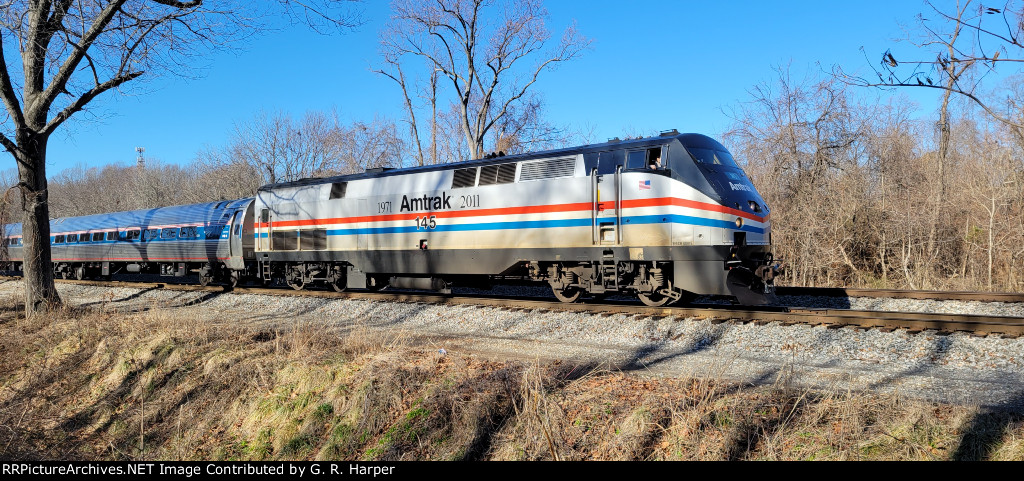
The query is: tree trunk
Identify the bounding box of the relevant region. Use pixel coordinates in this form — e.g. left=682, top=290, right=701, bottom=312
left=901, top=240, right=917, bottom=290
left=14, top=130, right=61, bottom=315
left=927, top=88, right=951, bottom=272
left=879, top=231, right=888, bottom=285
left=430, top=70, right=438, bottom=165
left=989, top=197, right=996, bottom=290
left=961, top=219, right=970, bottom=281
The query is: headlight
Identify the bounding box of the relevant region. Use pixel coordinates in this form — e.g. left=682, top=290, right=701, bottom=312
left=735, top=217, right=743, bottom=228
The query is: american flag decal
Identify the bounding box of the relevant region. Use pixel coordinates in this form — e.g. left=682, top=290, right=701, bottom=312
left=639, top=180, right=651, bottom=190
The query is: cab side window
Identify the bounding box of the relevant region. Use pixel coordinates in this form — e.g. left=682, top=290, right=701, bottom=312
left=626, top=147, right=665, bottom=170
left=626, top=151, right=646, bottom=169
left=645, top=147, right=664, bottom=170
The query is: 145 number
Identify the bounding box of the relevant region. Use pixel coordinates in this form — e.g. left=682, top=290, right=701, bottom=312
left=415, top=215, right=437, bottom=230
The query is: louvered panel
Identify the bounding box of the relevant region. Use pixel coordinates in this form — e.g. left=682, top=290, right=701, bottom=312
left=479, top=163, right=516, bottom=185
left=496, top=163, right=516, bottom=184
left=478, top=165, right=499, bottom=185
left=519, top=157, right=576, bottom=181
left=452, top=168, right=477, bottom=188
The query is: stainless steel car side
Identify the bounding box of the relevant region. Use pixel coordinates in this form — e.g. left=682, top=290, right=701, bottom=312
left=3, top=198, right=256, bottom=286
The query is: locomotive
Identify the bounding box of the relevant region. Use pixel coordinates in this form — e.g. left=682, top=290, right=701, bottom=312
left=2, top=132, right=779, bottom=305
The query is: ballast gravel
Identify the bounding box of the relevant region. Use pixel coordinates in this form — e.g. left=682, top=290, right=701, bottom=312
left=4, top=280, right=1023, bottom=409
left=777, top=294, right=1024, bottom=318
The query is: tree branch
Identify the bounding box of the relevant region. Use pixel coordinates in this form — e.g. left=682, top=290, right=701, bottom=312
left=150, top=0, right=203, bottom=8
left=31, top=0, right=128, bottom=118
left=42, top=70, right=144, bottom=136
left=0, top=32, right=26, bottom=130
left=0, top=132, right=17, bottom=155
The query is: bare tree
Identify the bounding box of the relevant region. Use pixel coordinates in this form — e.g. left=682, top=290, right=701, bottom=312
left=375, top=51, right=429, bottom=165
left=835, top=1, right=983, bottom=269
left=379, top=0, right=589, bottom=160
left=434, top=101, right=470, bottom=163
left=218, top=110, right=341, bottom=185
left=727, top=66, right=869, bottom=287
left=835, top=0, right=1024, bottom=141
left=206, top=109, right=407, bottom=184
left=46, top=159, right=237, bottom=217
left=491, top=92, right=584, bottom=154
left=831, top=0, right=1024, bottom=290
left=0, top=1, right=361, bottom=314
left=237, top=109, right=350, bottom=184
left=336, top=116, right=407, bottom=171
left=193, top=146, right=263, bottom=200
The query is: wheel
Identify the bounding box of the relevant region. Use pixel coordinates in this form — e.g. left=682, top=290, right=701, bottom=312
left=552, top=285, right=583, bottom=303
left=638, top=290, right=674, bottom=307
left=228, top=272, right=240, bottom=288
left=73, top=266, right=85, bottom=280
left=60, top=270, right=69, bottom=280
left=287, top=277, right=304, bottom=290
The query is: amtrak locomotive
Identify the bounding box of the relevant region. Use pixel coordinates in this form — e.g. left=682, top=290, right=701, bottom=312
left=2, top=132, right=779, bottom=305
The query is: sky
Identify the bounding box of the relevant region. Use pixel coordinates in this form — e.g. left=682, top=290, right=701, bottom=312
left=35, top=1, right=948, bottom=175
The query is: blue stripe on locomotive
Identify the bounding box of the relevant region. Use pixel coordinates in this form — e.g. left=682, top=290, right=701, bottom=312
left=254, top=214, right=764, bottom=238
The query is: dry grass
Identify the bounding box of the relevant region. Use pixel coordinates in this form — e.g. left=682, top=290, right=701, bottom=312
left=0, top=293, right=1022, bottom=461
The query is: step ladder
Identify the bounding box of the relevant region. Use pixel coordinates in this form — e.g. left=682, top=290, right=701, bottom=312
left=260, top=255, right=271, bottom=282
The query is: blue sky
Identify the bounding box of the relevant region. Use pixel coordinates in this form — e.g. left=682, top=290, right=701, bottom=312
left=39, top=1, right=943, bottom=174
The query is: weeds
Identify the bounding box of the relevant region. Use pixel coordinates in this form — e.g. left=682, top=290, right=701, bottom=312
left=0, top=288, right=1022, bottom=461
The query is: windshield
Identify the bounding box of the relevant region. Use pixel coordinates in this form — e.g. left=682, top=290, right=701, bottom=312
left=686, top=147, right=739, bottom=168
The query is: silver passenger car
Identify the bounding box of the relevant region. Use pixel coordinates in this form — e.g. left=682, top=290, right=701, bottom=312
left=4, top=198, right=256, bottom=286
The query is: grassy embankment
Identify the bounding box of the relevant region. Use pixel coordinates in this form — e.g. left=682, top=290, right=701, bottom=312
left=0, top=293, right=1021, bottom=461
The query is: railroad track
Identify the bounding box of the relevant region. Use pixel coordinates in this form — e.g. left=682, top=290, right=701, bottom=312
left=17, top=277, right=1024, bottom=338
left=776, top=286, right=1024, bottom=303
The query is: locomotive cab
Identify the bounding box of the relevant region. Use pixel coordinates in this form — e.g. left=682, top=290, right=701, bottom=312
left=674, top=134, right=777, bottom=304
left=677, top=134, right=770, bottom=224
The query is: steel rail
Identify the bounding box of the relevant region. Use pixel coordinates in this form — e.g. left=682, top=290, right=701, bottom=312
left=776, top=286, right=1024, bottom=303
left=28, top=278, right=1024, bottom=338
